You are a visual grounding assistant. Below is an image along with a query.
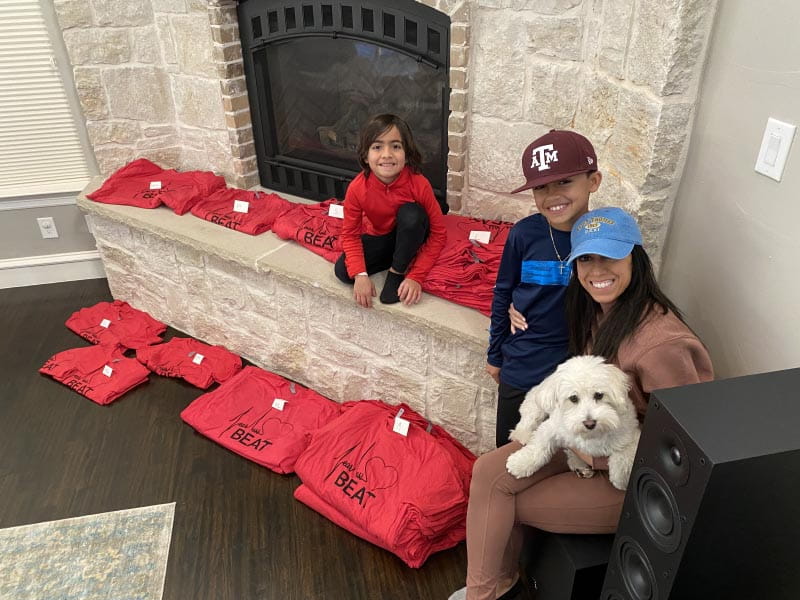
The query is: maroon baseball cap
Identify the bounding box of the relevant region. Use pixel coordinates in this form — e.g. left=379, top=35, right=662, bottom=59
left=510, top=130, right=597, bottom=194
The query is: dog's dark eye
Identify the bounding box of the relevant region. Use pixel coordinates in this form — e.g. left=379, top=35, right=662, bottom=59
left=569, top=395, right=579, bottom=403
left=594, top=392, right=604, bottom=401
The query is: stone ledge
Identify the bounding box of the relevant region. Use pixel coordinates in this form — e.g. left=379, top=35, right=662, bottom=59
left=77, top=178, right=490, bottom=346
left=77, top=178, right=497, bottom=454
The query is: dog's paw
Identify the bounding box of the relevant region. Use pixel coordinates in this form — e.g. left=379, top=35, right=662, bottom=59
left=508, top=427, right=530, bottom=446
left=506, top=449, right=536, bottom=479
left=608, top=437, right=639, bottom=491
left=608, top=469, right=630, bottom=491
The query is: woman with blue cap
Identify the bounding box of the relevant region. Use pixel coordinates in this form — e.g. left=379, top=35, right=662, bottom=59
left=449, top=207, right=714, bottom=600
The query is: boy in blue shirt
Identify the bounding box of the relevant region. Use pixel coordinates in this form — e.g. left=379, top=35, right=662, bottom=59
left=487, top=130, right=602, bottom=446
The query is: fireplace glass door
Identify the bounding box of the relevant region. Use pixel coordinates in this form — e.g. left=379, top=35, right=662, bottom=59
left=239, top=1, right=450, bottom=209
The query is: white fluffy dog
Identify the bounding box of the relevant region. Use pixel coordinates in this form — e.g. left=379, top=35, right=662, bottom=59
left=505, top=355, right=640, bottom=491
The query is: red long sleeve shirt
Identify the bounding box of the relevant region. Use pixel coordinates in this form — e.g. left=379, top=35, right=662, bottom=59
left=340, top=167, right=446, bottom=284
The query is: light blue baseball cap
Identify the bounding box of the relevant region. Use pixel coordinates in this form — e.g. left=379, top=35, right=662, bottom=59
left=567, top=207, right=643, bottom=264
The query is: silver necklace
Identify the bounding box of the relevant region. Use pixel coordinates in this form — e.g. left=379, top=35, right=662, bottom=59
left=548, top=224, right=570, bottom=273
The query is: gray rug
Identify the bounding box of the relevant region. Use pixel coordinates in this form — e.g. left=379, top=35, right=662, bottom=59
left=0, top=502, right=175, bottom=600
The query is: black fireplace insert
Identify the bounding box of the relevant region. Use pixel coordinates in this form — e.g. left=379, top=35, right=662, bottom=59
left=237, top=1, right=451, bottom=211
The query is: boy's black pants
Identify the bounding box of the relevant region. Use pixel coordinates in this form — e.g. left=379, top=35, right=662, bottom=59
left=496, top=380, right=528, bottom=447
left=334, top=203, right=429, bottom=282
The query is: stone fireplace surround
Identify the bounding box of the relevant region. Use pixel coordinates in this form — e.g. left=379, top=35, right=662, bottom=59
left=60, top=0, right=719, bottom=452
left=57, top=0, right=719, bottom=261
left=236, top=0, right=452, bottom=205
left=78, top=180, right=499, bottom=453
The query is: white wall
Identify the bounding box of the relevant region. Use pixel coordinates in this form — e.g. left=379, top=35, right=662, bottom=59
left=0, top=1, right=100, bottom=287
left=0, top=202, right=96, bottom=260
left=660, top=0, right=800, bottom=379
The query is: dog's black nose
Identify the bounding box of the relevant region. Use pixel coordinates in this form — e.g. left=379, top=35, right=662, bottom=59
left=583, top=419, right=597, bottom=430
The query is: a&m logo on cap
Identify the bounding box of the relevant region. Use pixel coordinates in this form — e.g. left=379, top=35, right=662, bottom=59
left=582, top=216, right=615, bottom=233
left=530, top=144, right=559, bottom=171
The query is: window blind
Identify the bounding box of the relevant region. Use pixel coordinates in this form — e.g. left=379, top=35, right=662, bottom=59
left=0, top=0, right=92, bottom=198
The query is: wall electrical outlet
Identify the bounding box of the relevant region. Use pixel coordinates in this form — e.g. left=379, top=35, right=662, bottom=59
left=37, top=216, right=59, bottom=239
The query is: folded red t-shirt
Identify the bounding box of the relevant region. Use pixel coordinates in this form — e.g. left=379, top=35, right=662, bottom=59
left=271, top=199, right=344, bottom=262
left=136, top=337, right=242, bottom=389
left=66, top=300, right=166, bottom=350
left=40, top=344, right=150, bottom=405
left=421, top=214, right=513, bottom=316
left=191, top=187, right=294, bottom=235
left=87, top=158, right=226, bottom=214
left=180, top=366, right=342, bottom=474
left=442, top=214, right=512, bottom=247
left=293, top=400, right=475, bottom=568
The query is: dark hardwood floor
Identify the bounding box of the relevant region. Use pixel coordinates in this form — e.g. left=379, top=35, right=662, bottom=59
left=0, top=279, right=474, bottom=600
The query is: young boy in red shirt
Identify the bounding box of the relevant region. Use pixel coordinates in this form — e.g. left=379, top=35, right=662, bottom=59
left=335, top=114, right=446, bottom=307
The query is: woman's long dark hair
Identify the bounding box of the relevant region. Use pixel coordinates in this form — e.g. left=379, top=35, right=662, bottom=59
left=566, top=245, right=686, bottom=360
left=357, top=113, right=423, bottom=175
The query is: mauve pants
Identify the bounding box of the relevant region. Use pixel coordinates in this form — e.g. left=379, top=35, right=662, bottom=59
left=464, top=442, right=625, bottom=600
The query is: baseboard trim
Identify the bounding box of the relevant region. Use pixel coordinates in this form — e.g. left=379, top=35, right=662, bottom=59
left=0, top=194, right=79, bottom=211
left=0, top=250, right=106, bottom=289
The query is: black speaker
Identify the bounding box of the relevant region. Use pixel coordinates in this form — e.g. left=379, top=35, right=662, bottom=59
left=601, top=368, right=800, bottom=600
left=524, top=530, right=614, bottom=600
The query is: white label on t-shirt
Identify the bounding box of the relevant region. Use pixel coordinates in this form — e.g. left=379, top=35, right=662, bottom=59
left=102, top=365, right=113, bottom=377
left=149, top=181, right=162, bottom=190
left=192, top=353, right=205, bottom=365
left=393, top=416, right=410, bottom=437
left=328, top=204, right=344, bottom=219
left=272, top=398, right=286, bottom=411
left=233, top=199, right=250, bottom=213
left=99, top=318, right=111, bottom=328
left=469, top=230, right=491, bottom=244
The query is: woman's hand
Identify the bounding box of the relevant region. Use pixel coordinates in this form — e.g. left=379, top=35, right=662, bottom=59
left=569, top=447, right=594, bottom=466
left=508, top=303, right=528, bottom=334
left=486, top=363, right=501, bottom=384
left=568, top=448, right=609, bottom=471
left=353, top=275, right=376, bottom=308
left=398, top=278, right=422, bottom=306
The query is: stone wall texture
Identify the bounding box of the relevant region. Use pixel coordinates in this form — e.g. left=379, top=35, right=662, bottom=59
left=54, top=0, right=256, bottom=188
left=86, top=212, right=499, bottom=455
left=56, top=0, right=718, bottom=262
left=64, top=1, right=720, bottom=452
left=459, top=0, right=719, bottom=265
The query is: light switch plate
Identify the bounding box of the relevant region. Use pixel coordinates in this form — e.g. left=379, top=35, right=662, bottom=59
left=755, top=117, right=796, bottom=181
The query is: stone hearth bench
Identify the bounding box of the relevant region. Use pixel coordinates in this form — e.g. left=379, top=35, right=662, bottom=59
left=78, top=178, right=498, bottom=454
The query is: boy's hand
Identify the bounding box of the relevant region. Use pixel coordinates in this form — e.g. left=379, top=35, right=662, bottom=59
left=353, top=275, right=376, bottom=308
left=486, top=363, right=501, bottom=384
left=398, top=278, right=422, bottom=306
left=508, top=303, right=528, bottom=333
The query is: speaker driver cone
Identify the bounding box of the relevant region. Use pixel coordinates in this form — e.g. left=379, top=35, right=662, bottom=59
left=633, top=468, right=681, bottom=553
left=618, top=537, right=658, bottom=600
left=657, top=428, right=690, bottom=486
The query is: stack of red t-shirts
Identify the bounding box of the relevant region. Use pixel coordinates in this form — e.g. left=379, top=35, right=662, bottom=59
left=190, top=187, right=294, bottom=235
left=422, top=215, right=513, bottom=316
left=270, top=199, right=343, bottom=263
left=293, top=400, right=476, bottom=568
left=66, top=300, right=166, bottom=349
left=87, top=158, right=226, bottom=214
left=180, top=366, right=341, bottom=474
left=136, top=337, right=242, bottom=389
left=39, top=344, right=150, bottom=405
